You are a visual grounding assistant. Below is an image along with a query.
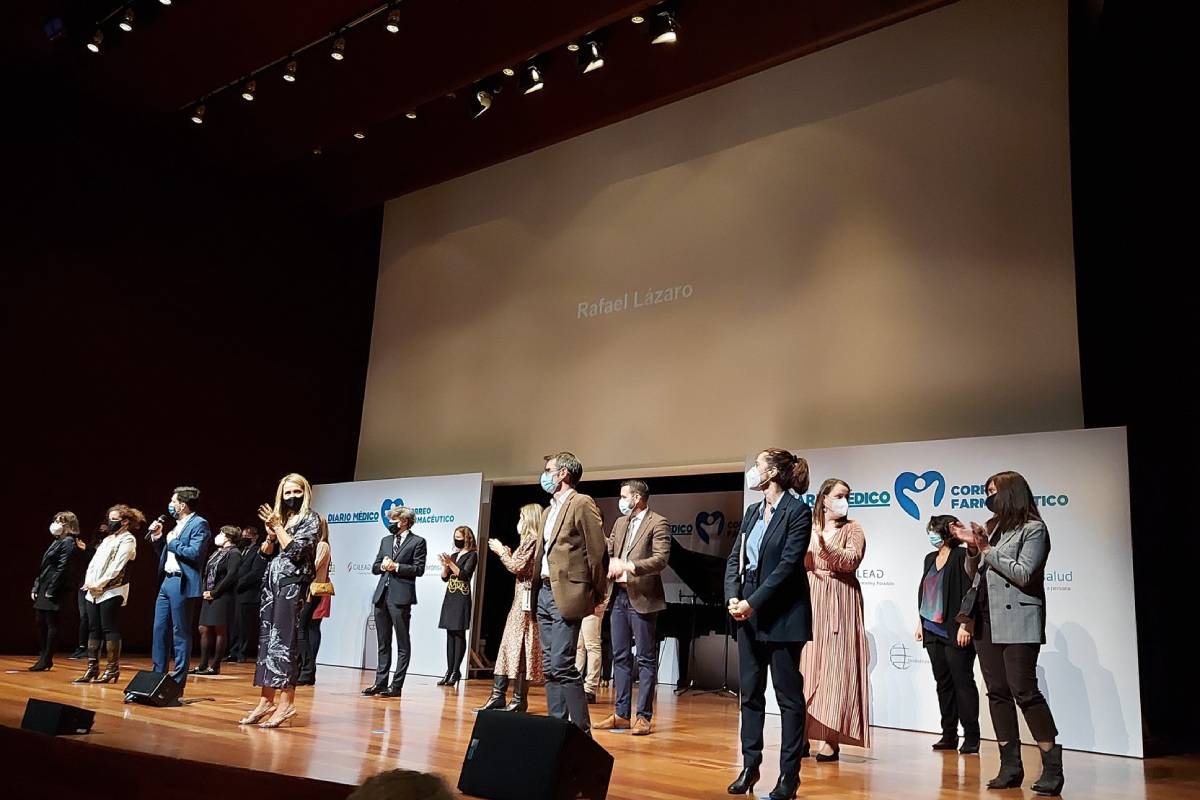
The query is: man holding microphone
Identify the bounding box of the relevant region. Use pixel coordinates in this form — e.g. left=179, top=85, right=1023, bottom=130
left=148, top=486, right=211, bottom=695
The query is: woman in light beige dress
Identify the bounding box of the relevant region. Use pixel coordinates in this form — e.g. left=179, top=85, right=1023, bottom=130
left=475, top=503, right=543, bottom=713
left=801, top=478, right=871, bottom=760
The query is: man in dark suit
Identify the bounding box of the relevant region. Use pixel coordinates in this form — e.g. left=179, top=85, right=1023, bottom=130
left=533, top=451, right=608, bottom=734
left=594, top=479, right=671, bottom=736
left=227, top=526, right=266, bottom=663
left=364, top=506, right=427, bottom=698
left=724, top=449, right=813, bottom=800
left=148, top=485, right=211, bottom=693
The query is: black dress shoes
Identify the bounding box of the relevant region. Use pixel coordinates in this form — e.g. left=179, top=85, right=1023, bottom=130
left=379, top=687, right=403, bottom=698
left=585, top=691, right=597, bottom=704
left=768, top=774, right=800, bottom=800
left=960, top=738, right=981, bottom=754
left=727, top=766, right=760, bottom=795
left=932, top=735, right=959, bottom=751
left=361, top=684, right=386, bottom=696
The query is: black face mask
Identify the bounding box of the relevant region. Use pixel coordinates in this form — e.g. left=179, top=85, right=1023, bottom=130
left=388, top=522, right=400, bottom=534
left=985, top=494, right=997, bottom=513
left=282, top=496, right=303, bottom=512
left=453, top=539, right=466, bottom=550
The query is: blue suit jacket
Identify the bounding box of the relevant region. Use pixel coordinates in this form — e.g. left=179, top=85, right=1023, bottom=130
left=153, top=515, right=211, bottom=599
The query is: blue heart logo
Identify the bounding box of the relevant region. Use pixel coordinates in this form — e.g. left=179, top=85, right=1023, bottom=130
left=695, top=511, right=725, bottom=544
left=893, top=471, right=946, bottom=520
left=379, top=497, right=405, bottom=530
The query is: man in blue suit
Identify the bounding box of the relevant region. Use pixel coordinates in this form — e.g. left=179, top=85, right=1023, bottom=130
left=148, top=485, right=211, bottom=694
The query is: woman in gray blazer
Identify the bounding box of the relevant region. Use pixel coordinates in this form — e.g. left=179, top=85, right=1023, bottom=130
left=953, top=470, right=1064, bottom=797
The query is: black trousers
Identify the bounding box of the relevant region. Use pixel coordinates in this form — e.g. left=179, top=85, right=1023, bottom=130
left=231, top=598, right=259, bottom=660
left=736, top=575, right=806, bottom=780
left=974, top=612, right=1058, bottom=742
left=924, top=635, right=980, bottom=739
left=76, top=588, right=89, bottom=649
left=34, top=609, right=60, bottom=661
left=297, top=594, right=323, bottom=681
left=373, top=599, right=411, bottom=689
left=85, top=596, right=122, bottom=642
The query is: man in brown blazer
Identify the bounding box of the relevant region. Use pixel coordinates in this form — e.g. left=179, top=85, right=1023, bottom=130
left=594, top=479, right=671, bottom=735
left=533, top=451, right=607, bottom=733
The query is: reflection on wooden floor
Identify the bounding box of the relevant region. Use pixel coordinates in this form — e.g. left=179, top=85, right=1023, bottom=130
left=1, top=655, right=1196, bottom=799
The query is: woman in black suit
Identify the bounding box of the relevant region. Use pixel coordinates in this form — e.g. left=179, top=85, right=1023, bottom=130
left=724, top=448, right=812, bottom=800
left=192, top=525, right=243, bottom=675
left=30, top=511, right=80, bottom=671
left=915, top=515, right=980, bottom=754
left=436, top=526, right=478, bottom=687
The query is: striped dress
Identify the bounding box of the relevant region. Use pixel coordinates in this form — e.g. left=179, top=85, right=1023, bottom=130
left=800, top=520, right=871, bottom=747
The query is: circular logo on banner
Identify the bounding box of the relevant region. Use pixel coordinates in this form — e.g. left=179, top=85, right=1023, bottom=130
left=889, top=642, right=912, bottom=670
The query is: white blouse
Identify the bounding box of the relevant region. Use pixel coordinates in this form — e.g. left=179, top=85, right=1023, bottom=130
left=84, top=531, right=137, bottom=606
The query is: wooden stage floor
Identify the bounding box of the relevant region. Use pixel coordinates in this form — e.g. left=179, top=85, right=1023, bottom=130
left=2, top=655, right=1196, bottom=799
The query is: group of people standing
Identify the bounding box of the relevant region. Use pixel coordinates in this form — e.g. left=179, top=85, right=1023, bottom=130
left=28, top=452, right=1066, bottom=798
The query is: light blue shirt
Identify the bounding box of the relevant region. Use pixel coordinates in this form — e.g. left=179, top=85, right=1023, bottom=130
left=745, top=500, right=776, bottom=571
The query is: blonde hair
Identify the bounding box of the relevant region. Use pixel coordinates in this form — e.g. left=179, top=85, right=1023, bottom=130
left=518, top=503, right=542, bottom=540
left=273, top=473, right=314, bottom=530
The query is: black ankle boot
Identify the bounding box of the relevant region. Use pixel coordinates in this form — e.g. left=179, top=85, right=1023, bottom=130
left=1031, top=744, right=1064, bottom=796
left=987, top=741, right=1024, bottom=789
left=768, top=773, right=799, bottom=800
left=502, top=673, right=527, bottom=712
left=436, top=670, right=452, bottom=686
left=475, top=675, right=509, bottom=711
left=932, top=733, right=959, bottom=750
left=727, top=766, right=759, bottom=795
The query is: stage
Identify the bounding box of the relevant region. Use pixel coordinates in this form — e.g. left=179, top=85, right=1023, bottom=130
left=1, top=655, right=1195, bottom=799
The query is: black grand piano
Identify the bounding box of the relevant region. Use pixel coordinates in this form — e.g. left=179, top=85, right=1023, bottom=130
left=656, top=539, right=733, bottom=691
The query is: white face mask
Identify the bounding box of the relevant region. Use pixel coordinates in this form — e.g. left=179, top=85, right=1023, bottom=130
left=827, top=497, right=849, bottom=519
left=516, top=523, right=523, bottom=536
left=214, top=533, right=227, bottom=548
left=49, top=521, right=65, bottom=537
left=745, top=466, right=765, bottom=491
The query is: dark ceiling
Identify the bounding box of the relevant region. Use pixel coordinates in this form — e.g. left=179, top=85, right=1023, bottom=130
left=11, top=0, right=956, bottom=214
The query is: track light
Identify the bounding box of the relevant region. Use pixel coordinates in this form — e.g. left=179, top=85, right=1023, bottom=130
left=386, top=9, right=402, bottom=33
left=283, top=60, right=298, bottom=83
left=631, top=14, right=645, bottom=24
left=650, top=5, right=679, bottom=45
left=119, top=8, right=135, bottom=32
left=86, top=30, right=103, bottom=53
left=470, top=83, right=495, bottom=118
left=405, top=110, right=417, bottom=119
left=241, top=79, right=257, bottom=102
left=502, top=67, right=515, bottom=77
left=331, top=36, right=346, bottom=61
left=579, top=36, right=605, bottom=73
left=520, top=61, right=544, bottom=94
left=353, top=130, right=366, bottom=140
left=190, top=104, right=206, bottom=125
left=567, top=42, right=580, bottom=53
left=158, top=0, right=172, bottom=5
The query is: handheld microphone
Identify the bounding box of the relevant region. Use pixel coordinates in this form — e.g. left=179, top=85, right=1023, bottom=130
left=146, top=514, right=168, bottom=541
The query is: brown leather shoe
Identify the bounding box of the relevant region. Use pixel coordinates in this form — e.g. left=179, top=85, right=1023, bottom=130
left=593, top=714, right=630, bottom=730
left=631, top=717, right=652, bottom=736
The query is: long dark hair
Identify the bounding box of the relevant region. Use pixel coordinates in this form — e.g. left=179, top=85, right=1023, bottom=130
left=984, top=471, right=1042, bottom=538
left=760, top=448, right=810, bottom=494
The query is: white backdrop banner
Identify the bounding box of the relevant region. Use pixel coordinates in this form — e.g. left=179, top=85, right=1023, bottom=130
left=314, top=472, right=483, bottom=680
left=744, top=428, right=1140, bottom=757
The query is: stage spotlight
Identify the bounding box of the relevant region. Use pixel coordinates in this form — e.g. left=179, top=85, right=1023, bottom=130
left=502, top=67, right=515, bottom=77
left=470, top=84, right=494, bottom=118
left=579, top=37, right=605, bottom=73
left=631, top=14, right=645, bottom=24
left=312, top=146, right=322, bottom=155
left=331, top=36, right=346, bottom=61
left=86, top=30, right=102, bottom=53
left=386, top=9, right=402, bottom=33
left=650, top=5, right=679, bottom=45
left=405, top=110, right=417, bottom=119
left=158, top=0, right=172, bottom=5
left=520, top=61, right=544, bottom=94
left=354, top=130, right=366, bottom=139
left=567, top=42, right=580, bottom=53
left=190, top=104, right=206, bottom=125
left=119, top=8, right=135, bottom=32
left=283, top=60, right=298, bottom=82
left=241, top=79, right=257, bottom=102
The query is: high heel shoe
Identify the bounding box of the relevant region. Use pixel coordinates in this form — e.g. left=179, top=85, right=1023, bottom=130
left=446, top=672, right=461, bottom=687
left=435, top=671, right=452, bottom=686
left=259, top=706, right=297, bottom=728
left=727, top=766, right=759, bottom=795
left=238, top=704, right=276, bottom=725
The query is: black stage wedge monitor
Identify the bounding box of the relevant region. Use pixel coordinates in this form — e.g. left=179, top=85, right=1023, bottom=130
left=21, top=698, right=95, bottom=735
left=123, top=670, right=181, bottom=707
left=458, top=711, right=614, bottom=800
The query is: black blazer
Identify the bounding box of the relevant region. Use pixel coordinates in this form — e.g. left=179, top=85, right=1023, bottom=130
left=724, top=491, right=813, bottom=643
left=918, top=545, right=972, bottom=646
left=234, top=548, right=268, bottom=601
left=372, top=532, right=427, bottom=607
left=205, top=548, right=243, bottom=599
left=32, top=536, right=77, bottom=611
